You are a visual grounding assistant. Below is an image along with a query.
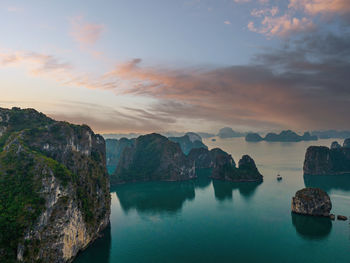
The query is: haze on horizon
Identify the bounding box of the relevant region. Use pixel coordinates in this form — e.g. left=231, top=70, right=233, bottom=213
left=1, top=0, right=349, bottom=134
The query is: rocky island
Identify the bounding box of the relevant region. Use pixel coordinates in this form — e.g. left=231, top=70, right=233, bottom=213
left=303, top=140, right=350, bottom=175
left=245, top=130, right=317, bottom=142
left=0, top=107, right=110, bottom=263
left=188, top=148, right=263, bottom=182
left=110, top=133, right=263, bottom=185
left=111, top=133, right=196, bottom=184
left=291, top=188, right=332, bottom=217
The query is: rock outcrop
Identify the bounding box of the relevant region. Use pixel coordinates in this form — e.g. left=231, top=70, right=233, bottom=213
left=168, top=132, right=208, bottom=155
left=303, top=143, right=350, bottom=175
left=0, top=107, right=110, bottom=263
left=112, top=133, right=196, bottom=184
left=291, top=188, right=332, bottom=217
left=188, top=148, right=263, bottom=182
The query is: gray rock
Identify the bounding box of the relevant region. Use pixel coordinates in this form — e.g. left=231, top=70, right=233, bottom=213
left=337, top=215, right=347, bottom=221
left=291, top=188, right=332, bottom=217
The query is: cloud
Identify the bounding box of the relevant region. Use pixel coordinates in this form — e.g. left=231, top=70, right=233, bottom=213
left=1, top=32, right=350, bottom=132
left=224, top=20, right=231, bottom=25
left=70, top=16, right=105, bottom=46
left=248, top=0, right=350, bottom=37
left=248, top=14, right=315, bottom=37
left=103, top=32, right=350, bottom=130
left=288, top=0, right=350, bottom=16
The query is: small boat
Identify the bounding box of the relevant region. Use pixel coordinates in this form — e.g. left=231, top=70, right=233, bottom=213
left=277, top=174, right=282, bottom=181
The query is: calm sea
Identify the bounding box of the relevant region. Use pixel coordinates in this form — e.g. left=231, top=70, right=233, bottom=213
left=75, top=137, right=350, bottom=263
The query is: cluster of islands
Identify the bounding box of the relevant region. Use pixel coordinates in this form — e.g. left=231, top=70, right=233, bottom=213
left=1, top=107, right=350, bottom=263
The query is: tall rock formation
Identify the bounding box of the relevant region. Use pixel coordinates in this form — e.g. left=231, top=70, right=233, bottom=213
left=0, top=107, right=110, bottom=263
left=112, top=133, right=196, bottom=184
left=188, top=148, right=263, bottom=182
left=303, top=142, right=350, bottom=175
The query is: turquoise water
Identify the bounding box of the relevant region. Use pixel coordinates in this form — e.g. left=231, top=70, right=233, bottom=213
left=75, top=138, right=350, bottom=263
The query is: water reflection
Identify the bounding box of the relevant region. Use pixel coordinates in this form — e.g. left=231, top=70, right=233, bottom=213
left=74, top=224, right=111, bottom=263
left=304, top=174, right=350, bottom=192
left=113, top=181, right=196, bottom=214
left=194, top=168, right=212, bottom=189
left=291, top=213, right=332, bottom=240
left=212, top=180, right=261, bottom=201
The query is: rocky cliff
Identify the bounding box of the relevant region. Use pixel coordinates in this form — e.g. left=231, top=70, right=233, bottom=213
left=0, top=107, right=110, bottom=263
left=105, top=138, right=134, bottom=173
left=291, top=188, right=332, bottom=217
left=303, top=141, right=350, bottom=175
left=111, top=133, right=196, bottom=184
left=188, top=148, right=263, bottom=182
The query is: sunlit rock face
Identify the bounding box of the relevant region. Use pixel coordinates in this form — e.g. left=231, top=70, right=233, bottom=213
left=112, top=133, right=196, bottom=184
left=303, top=145, right=350, bottom=175
left=0, top=107, right=110, bottom=263
left=292, top=188, right=332, bottom=217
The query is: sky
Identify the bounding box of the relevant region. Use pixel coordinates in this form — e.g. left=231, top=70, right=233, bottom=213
left=1, top=0, right=350, bottom=134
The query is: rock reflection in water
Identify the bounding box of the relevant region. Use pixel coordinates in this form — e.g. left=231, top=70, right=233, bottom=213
left=304, top=174, right=350, bottom=192
left=212, top=180, right=261, bottom=201
left=291, top=213, right=332, bottom=240
left=73, top=224, right=111, bottom=263
left=113, top=181, right=196, bottom=214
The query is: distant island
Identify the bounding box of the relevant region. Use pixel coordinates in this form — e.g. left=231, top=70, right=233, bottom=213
left=217, top=127, right=245, bottom=138
left=303, top=139, right=350, bottom=175
left=245, top=130, right=318, bottom=142
left=311, top=130, right=350, bottom=139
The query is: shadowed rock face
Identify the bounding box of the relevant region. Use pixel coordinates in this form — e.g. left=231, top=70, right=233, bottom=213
left=291, top=188, right=332, bottom=217
left=0, top=107, right=110, bottom=263
left=111, top=133, right=196, bottom=184
left=105, top=138, right=135, bottom=173
left=303, top=144, right=350, bottom=175
left=188, top=148, right=263, bottom=182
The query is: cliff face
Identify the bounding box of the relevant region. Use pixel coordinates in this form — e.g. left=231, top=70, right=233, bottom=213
left=188, top=148, right=263, bottom=182
left=112, top=133, right=196, bottom=184
left=105, top=138, right=134, bottom=173
left=168, top=133, right=207, bottom=155
left=303, top=143, right=350, bottom=175
left=0, top=107, right=110, bottom=263
left=291, top=188, right=332, bottom=217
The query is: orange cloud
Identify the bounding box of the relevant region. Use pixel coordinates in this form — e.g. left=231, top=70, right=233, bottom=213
left=70, top=16, right=105, bottom=46
left=248, top=14, right=314, bottom=36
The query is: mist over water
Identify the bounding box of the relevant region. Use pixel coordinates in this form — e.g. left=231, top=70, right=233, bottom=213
left=75, top=138, right=350, bottom=263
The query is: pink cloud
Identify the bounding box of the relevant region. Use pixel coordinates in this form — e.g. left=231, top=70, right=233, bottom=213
left=289, top=0, right=350, bottom=15
left=70, top=16, right=105, bottom=46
